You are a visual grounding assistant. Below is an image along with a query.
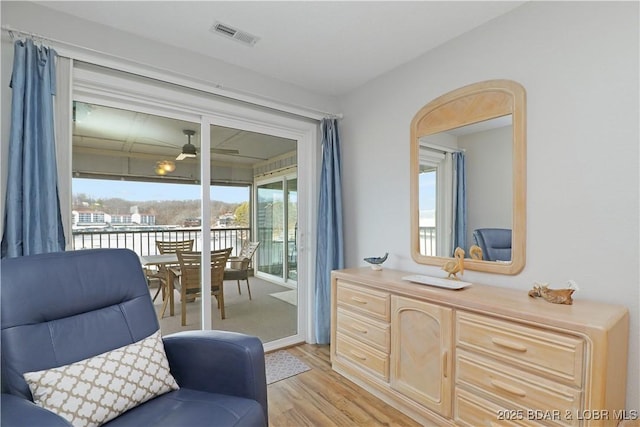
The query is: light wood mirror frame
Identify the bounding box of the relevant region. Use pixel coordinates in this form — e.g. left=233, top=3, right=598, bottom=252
left=410, top=79, right=526, bottom=274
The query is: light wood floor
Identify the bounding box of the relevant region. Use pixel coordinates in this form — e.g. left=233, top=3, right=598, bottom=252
left=267, top=344, right=421, bottom=427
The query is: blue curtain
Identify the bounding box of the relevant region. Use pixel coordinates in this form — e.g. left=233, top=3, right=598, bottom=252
left=314, top=118, right=344, bottom=344
left=1, top=39, right=65, bottom=258
left=451, top=152, right=467, bottom=255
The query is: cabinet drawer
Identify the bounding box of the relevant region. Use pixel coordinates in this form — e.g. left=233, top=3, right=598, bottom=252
left=337, top=307, right=390, bottom=352
left=456, top=312, right=584, bottom=387
left=336, top=280, right=390, bottom=321
left=336, top=332, right=389, bottom=381
left=456, top=350, right=581, bottom=427
left=455, top=388, right=536, bottom=427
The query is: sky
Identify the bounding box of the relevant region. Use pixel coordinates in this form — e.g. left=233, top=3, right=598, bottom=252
left=73, top=178, right=249, bottom=203
left=419, top=171, right=436, bottom=227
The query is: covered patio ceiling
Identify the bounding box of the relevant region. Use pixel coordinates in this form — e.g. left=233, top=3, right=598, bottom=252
left=72, top=101, right=297, bottom=170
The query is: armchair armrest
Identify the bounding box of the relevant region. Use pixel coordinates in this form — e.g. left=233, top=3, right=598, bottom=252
left=1, top=393, right=72, bottom=427
left=162, top=330, right=267, bottom=421
left=228, top=256, right=250, bottom=270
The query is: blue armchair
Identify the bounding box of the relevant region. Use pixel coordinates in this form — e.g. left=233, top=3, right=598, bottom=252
left=1, top=249, right=268, bottom=426
left=472, top=228, right=512, bottom=262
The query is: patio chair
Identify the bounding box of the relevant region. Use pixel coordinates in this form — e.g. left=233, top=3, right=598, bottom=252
left=0, top=248, right=267, bottom=427
left=156, top=239, right=195, bottom=254
left=144, top=267, right=164, bottom=302
left=174, top=248, right=232, bottom=325
left=148, top=239, right=195, bottom=302
left=224, top=241, right=260, bottom=300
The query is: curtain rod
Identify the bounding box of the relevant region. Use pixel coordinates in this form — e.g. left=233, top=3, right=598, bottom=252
left=1, top=25, right=343, bottom=121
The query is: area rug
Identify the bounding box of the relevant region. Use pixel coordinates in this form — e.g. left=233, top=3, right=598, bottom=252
left=265, top=350, right=310, bottom=384
left=269, top=290, right=297, bottom=306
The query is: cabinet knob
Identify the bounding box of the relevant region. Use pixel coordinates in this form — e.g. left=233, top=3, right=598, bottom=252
left=350, top=296, right=368, bottom=305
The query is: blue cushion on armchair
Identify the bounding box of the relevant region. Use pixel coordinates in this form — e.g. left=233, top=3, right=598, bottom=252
left=473, top=228, right=512, bottom=262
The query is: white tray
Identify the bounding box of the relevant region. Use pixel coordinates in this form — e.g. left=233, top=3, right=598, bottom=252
left=401, top=274, right=472, bottom=290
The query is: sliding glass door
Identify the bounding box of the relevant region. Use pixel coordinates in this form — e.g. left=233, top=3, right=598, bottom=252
left=256, top=173, right=297, bottom=287
left=72, top=62, right=314, bottom=349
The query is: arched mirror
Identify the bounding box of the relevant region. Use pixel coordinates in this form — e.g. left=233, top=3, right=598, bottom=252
left=410, top=80, right=526, bottom=274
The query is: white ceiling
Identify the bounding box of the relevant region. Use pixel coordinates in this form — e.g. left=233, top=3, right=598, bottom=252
left=35, top=1, right=525, bottom=96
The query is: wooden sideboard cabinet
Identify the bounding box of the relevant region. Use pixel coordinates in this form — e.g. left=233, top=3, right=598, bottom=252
left=330, top=268, right=629, bottom=427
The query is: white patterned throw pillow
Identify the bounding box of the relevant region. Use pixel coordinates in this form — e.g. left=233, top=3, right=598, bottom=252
left=23, top=330, right=179, bottom=427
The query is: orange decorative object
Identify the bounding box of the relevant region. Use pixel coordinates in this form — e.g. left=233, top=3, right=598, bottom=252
left=528, top=281, right=578, bottom=305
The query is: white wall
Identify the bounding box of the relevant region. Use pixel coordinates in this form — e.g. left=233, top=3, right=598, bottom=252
left=339, top=1, right=639, bottom=409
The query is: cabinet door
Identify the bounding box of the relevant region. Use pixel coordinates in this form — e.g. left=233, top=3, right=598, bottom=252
left=390, top=295, right=453, bottom=417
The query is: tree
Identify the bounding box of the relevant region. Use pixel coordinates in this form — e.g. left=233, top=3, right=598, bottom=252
left=234, top=202, right=250, bottom=227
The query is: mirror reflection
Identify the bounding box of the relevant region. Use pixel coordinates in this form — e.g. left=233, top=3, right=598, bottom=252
left=410, top=79, right=526, bottom=275
left=418, top=115, right=512, bottom=261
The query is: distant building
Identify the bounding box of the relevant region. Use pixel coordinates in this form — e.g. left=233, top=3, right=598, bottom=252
left=110, top=214, right=132, bottom=224
left=183, top=218, right=201, bottom=227
left=137, top=214, right=156, bottom=225
left=74, top=210, right=109, bottom=226
left=72, top=210, right=156, bottom=227
left=217, top=213, right=235, bottom=228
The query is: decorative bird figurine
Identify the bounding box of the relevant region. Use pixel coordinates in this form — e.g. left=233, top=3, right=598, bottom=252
left=442, top=247, right=465, bottom=280
left=364, top=253, right=388, bottom=271
left=469, top=245, right=483, bottom=260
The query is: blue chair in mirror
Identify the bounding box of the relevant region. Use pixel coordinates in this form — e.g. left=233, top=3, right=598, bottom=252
left=1, top=248, right=268, bottom=427
left=473, top=228, right=512, bottom=262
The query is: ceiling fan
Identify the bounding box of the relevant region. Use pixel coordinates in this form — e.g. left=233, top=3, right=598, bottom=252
left=176, top=130, right=197, bottom=160
left=176, top=129, right=240, bottom=160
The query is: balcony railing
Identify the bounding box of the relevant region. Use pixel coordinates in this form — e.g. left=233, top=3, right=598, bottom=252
left=72, top=227, right=251, bottom=257
left=419, top=226, right=436, bottom=256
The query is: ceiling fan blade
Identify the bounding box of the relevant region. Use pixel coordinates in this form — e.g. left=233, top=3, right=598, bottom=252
left=176, top=152, right=196, bottom=161
left=176, top=149, right=237, bottom=160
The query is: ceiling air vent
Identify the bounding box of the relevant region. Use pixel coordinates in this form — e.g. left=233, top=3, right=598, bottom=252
left=210, top=21, right=260, bottom=47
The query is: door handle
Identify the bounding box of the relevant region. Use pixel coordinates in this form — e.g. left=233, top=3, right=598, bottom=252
left=442, top=351, right=448, bottom=378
